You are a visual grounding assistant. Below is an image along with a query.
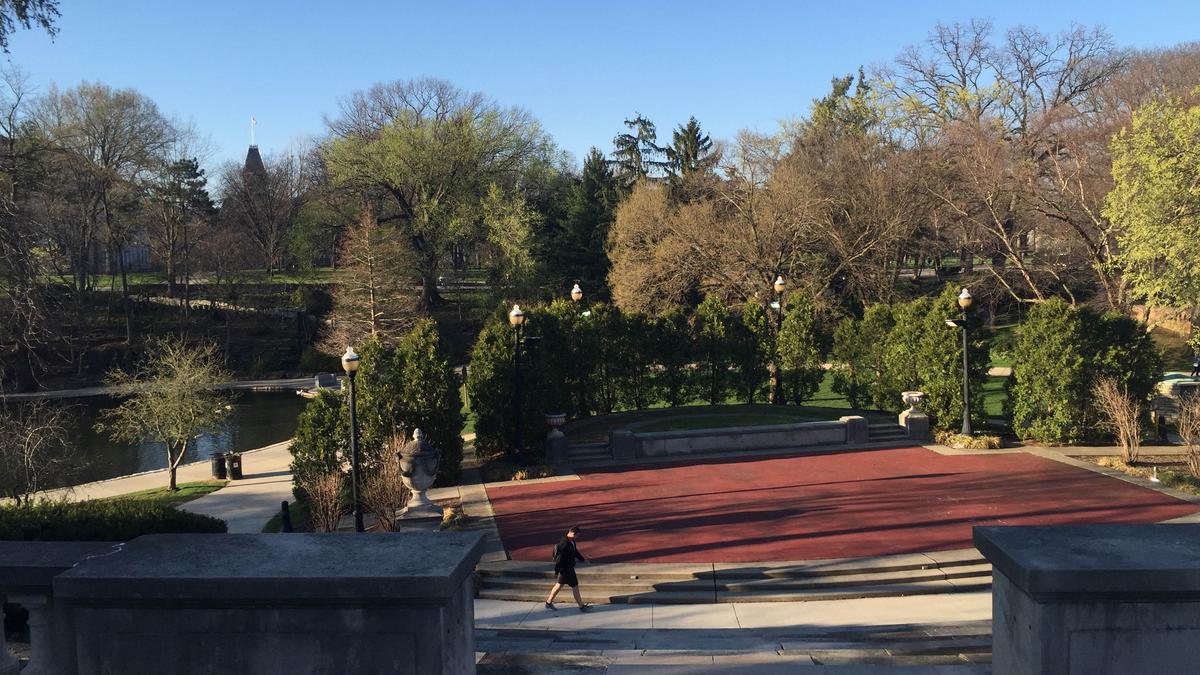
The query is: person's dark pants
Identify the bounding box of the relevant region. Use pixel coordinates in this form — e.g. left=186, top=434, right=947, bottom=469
left=555, top=567, right=579, bottom=588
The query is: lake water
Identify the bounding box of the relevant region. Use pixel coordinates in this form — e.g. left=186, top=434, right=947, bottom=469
left=57, top=391, right=309, bottom=488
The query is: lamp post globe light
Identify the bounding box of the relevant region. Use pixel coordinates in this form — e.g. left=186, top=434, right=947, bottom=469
left=509, top=305, right=526, bottom=461
left=957, top=288, right=973, bottom=437
left=571, top=283, right=583, bottom=302
left=772, top=275, right=786, bottom=405
left=341, top=346, right=364, bottom=533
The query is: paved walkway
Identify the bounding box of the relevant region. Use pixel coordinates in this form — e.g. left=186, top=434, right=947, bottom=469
left=0, top=377, right=315, bottom=401
left=180, top=442, right=294, bottom=532
left=32, top=441, right=294, bottom=534
left=476, top=593, right=990, bottom=632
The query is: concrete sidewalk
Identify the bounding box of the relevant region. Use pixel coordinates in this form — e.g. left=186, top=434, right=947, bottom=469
left=30, top=441, right=295, bottom=534
left=180, top=441, right=294, bottom=532
left=475, top=593, right=991, bottom=632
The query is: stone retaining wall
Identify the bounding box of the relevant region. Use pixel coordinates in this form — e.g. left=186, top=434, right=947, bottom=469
left=610, top=416, right=868, bottom=460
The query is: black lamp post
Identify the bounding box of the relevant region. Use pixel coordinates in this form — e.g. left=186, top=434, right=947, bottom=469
left=341, top=346, right=364, bottom=532
left=957, top=288, right=973, bottom=436
left=772, top=275, right=786, bottom=406
left=509, top=305, right=526, bottom=460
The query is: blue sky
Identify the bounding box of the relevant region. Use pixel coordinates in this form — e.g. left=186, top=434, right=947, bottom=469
left=6, top=1, right=1198, bottom=171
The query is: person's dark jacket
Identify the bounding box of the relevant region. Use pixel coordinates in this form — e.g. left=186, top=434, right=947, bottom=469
left=553, top=537, right=585, bottom=571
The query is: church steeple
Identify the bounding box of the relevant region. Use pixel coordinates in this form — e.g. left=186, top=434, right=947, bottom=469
left=243, top=145, right=266, bottom=177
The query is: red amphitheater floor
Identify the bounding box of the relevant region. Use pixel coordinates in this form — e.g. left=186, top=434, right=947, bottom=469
left=485, top=447, right=1200, bottom=563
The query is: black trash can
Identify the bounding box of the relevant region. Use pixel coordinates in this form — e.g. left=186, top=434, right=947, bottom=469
left=211, top=453, right=228, bottom=480
left=225, top=453, right=243, bottom=480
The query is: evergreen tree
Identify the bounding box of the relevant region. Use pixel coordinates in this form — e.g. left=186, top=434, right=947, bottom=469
left=778, top=295, right=824, bottom=405
left=609, top=114, right=670, bottom=193
left=694, top=295, right=733, bottom=404
left=559, top=149, right=617, bottom=298
left=668, top=117, right=716, bottom=175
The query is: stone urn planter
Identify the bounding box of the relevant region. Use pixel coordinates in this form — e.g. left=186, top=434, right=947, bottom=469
left=902, top=391, right=926, bottom=412
left=399, top=428, right=443, bottom=520
left=898, top=391, right=930, bottom=441
left=544, top=412, right=568, bottom=464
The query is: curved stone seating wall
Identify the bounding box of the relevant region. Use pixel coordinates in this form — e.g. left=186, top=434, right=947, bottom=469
left=610, top=416, right=868, bottom=460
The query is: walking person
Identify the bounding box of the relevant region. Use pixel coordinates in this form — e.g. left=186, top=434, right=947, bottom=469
left=1191, top=352, right=1200, bottom=379
left=545, top=526, right=591, bottom=612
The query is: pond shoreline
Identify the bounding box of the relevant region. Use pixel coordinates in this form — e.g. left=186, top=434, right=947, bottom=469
left=0, top=377, right=319, bottom=401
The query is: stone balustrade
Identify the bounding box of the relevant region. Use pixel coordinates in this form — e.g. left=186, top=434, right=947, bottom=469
left=0, top=541, right=118, bottom=675
left=975, top=524, right=1200, bottom=675
left=2, top=532, right=484, bottom=674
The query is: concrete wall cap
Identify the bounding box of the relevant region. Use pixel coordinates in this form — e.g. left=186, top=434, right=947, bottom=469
left=53, top=532, right=485, bottom=602
left=974, top=525, right=1200, bottom=600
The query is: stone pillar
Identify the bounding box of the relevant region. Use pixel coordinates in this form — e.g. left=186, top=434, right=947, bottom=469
left=975, top=524, right=1200, bottom=675
left=839, top=416, right=868, bottom=445
left=0, top=598, right=20, bottom=675
left=899, top=391, right=930, bottom=440
left=610, top=430, right=636, bottom=460
left=9, top=595, right=52, bottom=675
left=545, top=428, right=568, bottom=464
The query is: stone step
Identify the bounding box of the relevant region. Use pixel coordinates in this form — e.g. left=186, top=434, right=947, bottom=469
left=479, top=552, right=987, bottom=582
left=478, top=576, right=993, bottom=604
left=477, top=564, right=992, bottom=595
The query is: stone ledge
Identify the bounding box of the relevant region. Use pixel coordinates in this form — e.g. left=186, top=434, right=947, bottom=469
left=0, top=541, right=118, bottom=593
left=974, top=524, right=1200, bottom=601
left=55, top=532, right=485, bottom=601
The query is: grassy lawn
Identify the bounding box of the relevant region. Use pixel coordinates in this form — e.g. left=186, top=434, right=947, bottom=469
left=983, top=375, right=1007, bottom=419
left=563, top=398, right=893, bottom=443
left=101, top=480, right=227, bottom=508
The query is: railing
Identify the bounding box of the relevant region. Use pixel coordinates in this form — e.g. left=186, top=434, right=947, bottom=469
left=1, top=542, right=119, bottom=675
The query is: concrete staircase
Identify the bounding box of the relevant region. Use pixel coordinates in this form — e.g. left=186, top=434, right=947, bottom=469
left=476, top=622, right=992, bottom=672
left=567, top=442, right=613, bottom=464
left=868, top=423, right=909, bottom=443
left=477, top=550, right=991, bottom=605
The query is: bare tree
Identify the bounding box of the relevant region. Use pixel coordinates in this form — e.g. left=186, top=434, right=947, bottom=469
left=1092, top=376, right=1144, bottom=464
left=1178, top=394, right=1200, bottom=478
left=217, top=144, right=311, bottom=274
left=301, top=471, right=344, bottom=532
left=360, top=434, right=410, bottom=532
left=324, top=202, right=418, bottom=348
left=0, top=400, right=74, bottom=503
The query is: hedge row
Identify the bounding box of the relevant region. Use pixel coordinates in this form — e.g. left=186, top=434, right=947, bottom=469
left=0, top=500, right=227, bottom=541
left=467, top=296, right=823, bottom=458
left=829, top=285, right=990, bottom=432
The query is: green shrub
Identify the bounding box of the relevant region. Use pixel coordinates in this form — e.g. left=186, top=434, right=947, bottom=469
left=1010, top=299, right=1162, bottom=443
left=289, top=389, right=347, bottom=497
left=653, top=308, right=694, bottom=407
left=396, top=319, right=464, bottom=485
left=831, top=305, right=893, bottom=409
left=779, top=294, right=825, bottom=405
left=467, top=317, right=532, bottom=459
left=732, top=300, right=771, bottom=404
left=0, top=500, right=227, bottom=541
left=694, top=295, right=734, bottom=404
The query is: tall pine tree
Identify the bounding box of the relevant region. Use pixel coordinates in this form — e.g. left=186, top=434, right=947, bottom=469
left=666, top=116, right=718, bottom=201
left=557, top=148, right=617, bottom=298
left=609, top=114, right=670, bottom=193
